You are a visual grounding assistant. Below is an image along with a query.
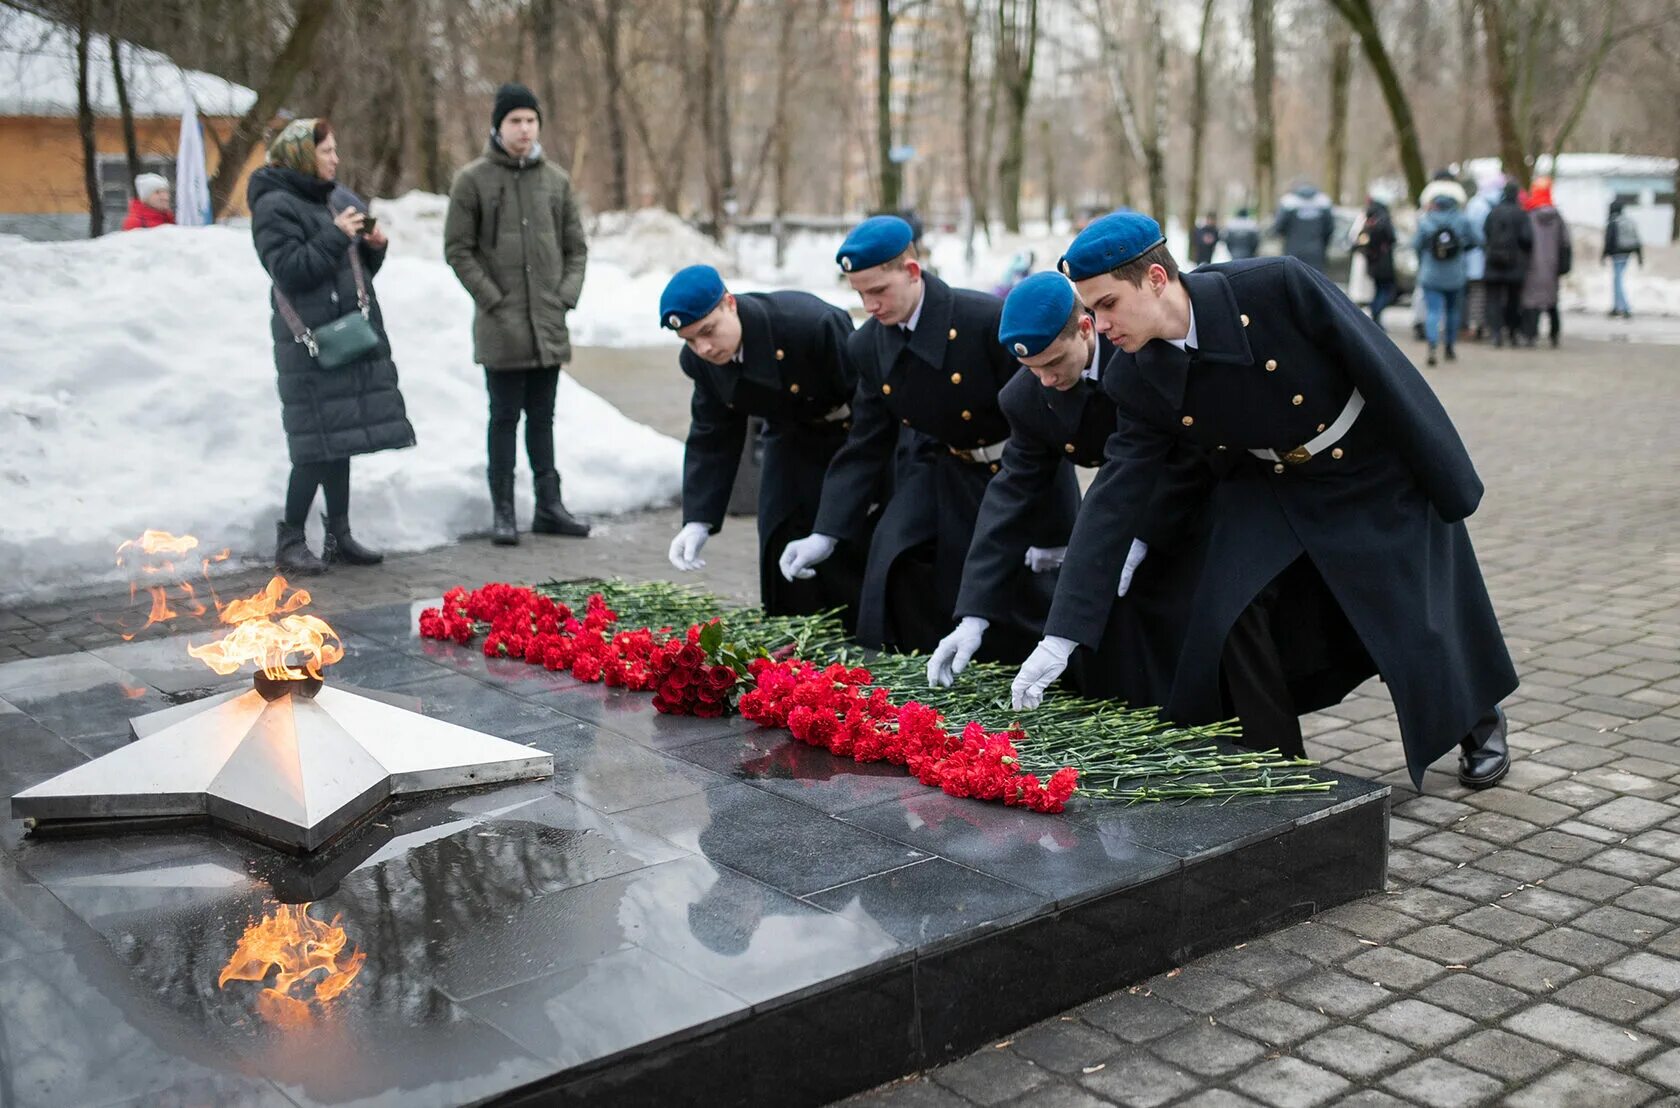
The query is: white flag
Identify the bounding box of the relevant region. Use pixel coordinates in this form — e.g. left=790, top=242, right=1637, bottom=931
left=175, top=103, right=213, bottom=226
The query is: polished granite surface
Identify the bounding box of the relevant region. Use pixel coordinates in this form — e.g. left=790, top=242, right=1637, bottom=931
left=0, top=600, right=1389, bottom=1107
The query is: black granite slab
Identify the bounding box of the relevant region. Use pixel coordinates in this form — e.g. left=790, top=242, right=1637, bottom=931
left=0, top=608, right=1390, bottom=1108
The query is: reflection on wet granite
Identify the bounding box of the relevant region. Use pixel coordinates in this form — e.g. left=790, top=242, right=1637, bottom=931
left=678, top=728, right=930, bottom=813
left=0, top=602, right=1391, bottom=1107
left=617, top=782, right=929, bottom=897
left=841, top=789, right=1183, bottom=905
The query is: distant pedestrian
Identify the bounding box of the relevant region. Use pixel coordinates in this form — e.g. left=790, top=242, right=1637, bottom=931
left=122, top=172, right=174, bottom=230
left=1519, top=177, right=1569, bottom=347
left=444, top=82, right=591, bottom=544
left=1414, top=185, right=1479, bottom=366
left=1224, top=208, right=1261, bottom=260
left=1603, top=199, right=1643, bottom=319
left=1463, top=171, right=1505, bottom=341
left=1354, top=198, right=1397, bottom=327
left=1415, top=174, right=1468, bottom=343
left=1191, top=211, right=1220, bottom=267
left=1481, top=181, right=1533, bottom=346
left=1269, top=182, right=1334, bottom=272
left=249, top=118, right=415, bottom=573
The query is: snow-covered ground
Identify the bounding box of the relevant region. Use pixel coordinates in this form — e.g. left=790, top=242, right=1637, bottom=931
left=0, top=222, right=683, bottom=603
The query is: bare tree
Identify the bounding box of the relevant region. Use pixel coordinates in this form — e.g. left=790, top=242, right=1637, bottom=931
left=208, top=0, right=335, bottom=216
left=994, top=0, right=1038, bottom=233
left=109, top=2, right=143, bottom=190
left=1142, top=0, right=1167, bottom=220
left=1327, top=0, right=1428, bottom=203
left=875, top=0, right=901, bottom=210
left=1325, top=13, right=1352, bottom=204
left=1249, top=0, right=1275, bottom=216
left=575, top=1, right=631, bottom=210
left=697, top=0, right=740, bottom=238
left=73, top=0, right=103, bottom=234
left=1183, top=0, right=1217, bottom=257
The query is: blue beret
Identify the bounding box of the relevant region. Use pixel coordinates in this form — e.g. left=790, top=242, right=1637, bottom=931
left=836, top=215, right=915, bottom=273
left=660, top=264, right=728, bottom=330
left=1058, top=211, right=1166, bottom=281
left=998, top=272, right=1077, bottom=358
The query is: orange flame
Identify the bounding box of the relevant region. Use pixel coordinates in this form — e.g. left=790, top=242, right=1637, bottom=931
left=218, top=902, right=366, bottom=1026
left=116, top=530, right=202, bottom=640
left=188, top=575, right=344, bottom=680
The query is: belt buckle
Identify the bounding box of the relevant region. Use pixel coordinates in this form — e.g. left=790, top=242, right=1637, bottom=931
left=1282, top=445, right=1314, bottom=465
left=948, top=445, right=973, bottom=463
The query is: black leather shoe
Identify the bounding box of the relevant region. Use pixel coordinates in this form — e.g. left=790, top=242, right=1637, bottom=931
left=1458, top=706, right=1509, bottom=788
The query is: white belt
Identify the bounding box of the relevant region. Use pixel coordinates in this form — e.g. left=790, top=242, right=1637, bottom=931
left=822, top=403, right=851, bottom=423
left=949, top=440, right=1008, bottom=464
left=1248, top=389, right=1364, bottom=466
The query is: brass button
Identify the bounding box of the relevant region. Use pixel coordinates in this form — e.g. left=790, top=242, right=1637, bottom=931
left=1265, top=359, right=1277, bottom=372
left=881, top=384, right=892, bottom=395
left=1241, top=314, right=1251, bottom=327
left=775, top=348, right=785, bottom=361
left=977, top=438, right=988, bottom=446
left=789, top=383, right=800, bottom=394
left=950, top=372, right=962, bottom=385
left=960, top=409, right=973, bottom=421
left=1064, top=443, right=1076, bottom=454
left=1273, top=463, right=1285, bottom=474
left=901, top=418, right=910, bottom=426
left=1216, top=444, right=1227, bottom=451
left=1181, top=415, right=1194, bottom=427
left=843, top=421, right=851, bottom=430
left=1316, top=423, right=1327, bottom=433
left=1331, top=447, right=1344, bottom=460
left=989, top=463, right=1000, bottom=473
left=1291, top=394, right=1304, bottom=406
left=948, top=328, right=958, bottom=340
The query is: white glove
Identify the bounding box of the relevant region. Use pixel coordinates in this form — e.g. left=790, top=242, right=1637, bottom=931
left=778, top=533, right=838, bottom=581
left=1117, top=538, right=1149, bottom=597
left=927, top=616, right=990, bottom=688
left=1011, top=636, right=1077, bottom=710
left=1024, top=545, right=1067, bottom=573
left=668, top=522, right=711, bottom=572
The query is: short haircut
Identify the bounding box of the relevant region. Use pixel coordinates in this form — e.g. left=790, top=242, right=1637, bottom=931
left=1054, top=303, right=1085, bottom=343
left=882, top=244, right=920, bottom=270
left=1108, top=242, right=1180, bottom=288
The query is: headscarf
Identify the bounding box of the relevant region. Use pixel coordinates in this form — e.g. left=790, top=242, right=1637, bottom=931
left=1525, top=177, right=1554, bottom=210
left=266, top=118, right=320, bottom=177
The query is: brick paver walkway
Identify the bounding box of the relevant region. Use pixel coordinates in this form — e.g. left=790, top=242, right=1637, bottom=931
left=3, top=329, right=1678, bottom=1106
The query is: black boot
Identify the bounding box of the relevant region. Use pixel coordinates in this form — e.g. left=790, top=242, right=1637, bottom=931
left=489, top=470, right=519, bottom=546
left=531, top=471, right=590, bottom=537
left=275, top=521, right=326, bottom=575
left=1444, top=342, right=1457, bottom=362
left=1458, top=706, right=1510, bottom=789
left=322, top=514, right=383, bottom=566
left=1426, top=343, right=1437, bottom=367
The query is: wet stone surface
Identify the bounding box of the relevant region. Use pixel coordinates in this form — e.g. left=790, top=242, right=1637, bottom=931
left=0, top=607, right=1384, bottom=1106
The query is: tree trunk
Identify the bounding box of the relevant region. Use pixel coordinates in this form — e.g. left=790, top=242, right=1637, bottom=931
left=1184, top=0, right=1216, bottom=258
left=109, top=10, right=143, bottom=191
left=697, top=0, right=737, bottom=238
left=74, top=2, right=103, bottom=236
left=209, top=0, right=336, bottom=217
left=1143, top=0, right=1166, bottom=221
left=876, top=0, right=900, bottom=210
left=1040, top=115, right=1054, bottom=228
left=1326, top=15, right=1352, bottom=204
left=1546, top=0, right=1621, bottom=165
left=440, top=0, right=478, bottom=160
left=769, top=0, right=800, bottom=263
left=994, top=0, right=1037, bottom=234
left=1478, top=0, right=1529, bottom=186
left=959, top=0, right=980, bottom=256
left=1250, top=0, right=1275, bottom=217
left=1328, top=0, right=1428, bottom=204
left=413, top=0, right=447, bottom=194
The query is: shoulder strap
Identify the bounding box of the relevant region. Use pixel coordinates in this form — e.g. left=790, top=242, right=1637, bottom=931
left=271, top=219, right=371, bottom=354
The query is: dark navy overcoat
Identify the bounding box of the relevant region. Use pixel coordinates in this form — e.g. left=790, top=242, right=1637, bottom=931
left=1049, top=257, right=1517, bottom=784
left=812, top=274, right=1079, bottom=654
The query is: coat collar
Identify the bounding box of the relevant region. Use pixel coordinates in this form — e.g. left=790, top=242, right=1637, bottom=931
left=1135, top=267, right=1252, bottom=408
left=875, top=273, right=955, bottom=372
left=1040, top=334, right=1111, bottom=433
left=733, top=294, right=783, bottom=392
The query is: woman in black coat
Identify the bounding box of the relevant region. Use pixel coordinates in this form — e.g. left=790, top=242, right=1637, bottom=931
left=249, top=117, right=416, bottom=572
left=1480, top=182, right=1533, bottom=347
left=1355, top=198, right=1398, bottom=326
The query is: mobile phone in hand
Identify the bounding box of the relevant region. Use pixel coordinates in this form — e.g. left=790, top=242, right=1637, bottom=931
left=361, top=214, right=378, bottom=235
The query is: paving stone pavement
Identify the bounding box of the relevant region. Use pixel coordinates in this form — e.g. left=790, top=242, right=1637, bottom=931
left=3, top=330, right=1679, bottom=1106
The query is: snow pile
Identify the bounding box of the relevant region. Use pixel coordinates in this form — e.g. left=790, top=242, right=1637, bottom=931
left=0, top=225, right=681, bottom=603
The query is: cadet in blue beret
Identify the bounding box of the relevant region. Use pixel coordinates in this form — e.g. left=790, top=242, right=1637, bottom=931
left=659, top=266, right=869, bottom=626
left=1009, top=215, right=1516, bottom=793
left=777, top=218, right=1079, bottom=657
left=926, top=272, right=1213, bottom=708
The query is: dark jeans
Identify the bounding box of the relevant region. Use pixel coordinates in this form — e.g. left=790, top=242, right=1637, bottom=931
left=1369, top=281, right=1397, bottom=328
left=284, top=458, right=350, bottom=525
left=485, top=367, right=560, bottom=479
left=1484, top=280, right=1524, bottom=342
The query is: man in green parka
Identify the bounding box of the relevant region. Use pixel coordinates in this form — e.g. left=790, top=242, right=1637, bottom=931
left=444, top=83, right=590, bottom=544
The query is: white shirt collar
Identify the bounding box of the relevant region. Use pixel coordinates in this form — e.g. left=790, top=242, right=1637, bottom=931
left=901, top=282, right=927, bottom=332
left=1164, top=300, right=1198, bottom=352
left=731, top=345, right=744, bottom=365
left=1079, top=335, right=1101, bottom=381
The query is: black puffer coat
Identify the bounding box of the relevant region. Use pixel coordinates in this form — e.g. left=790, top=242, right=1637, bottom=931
left=249, top=166, right=416, bottom=464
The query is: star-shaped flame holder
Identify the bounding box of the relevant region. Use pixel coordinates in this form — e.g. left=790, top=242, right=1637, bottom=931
left=11, top=676, right=553, bottom=853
